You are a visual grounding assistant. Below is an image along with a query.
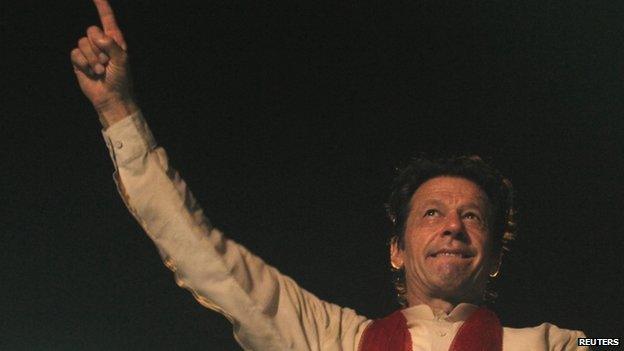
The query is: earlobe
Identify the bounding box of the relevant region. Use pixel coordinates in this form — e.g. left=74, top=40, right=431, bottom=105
left=489, top=252, right=503, bottom=278
left=389, top=236, right=404, bottom=270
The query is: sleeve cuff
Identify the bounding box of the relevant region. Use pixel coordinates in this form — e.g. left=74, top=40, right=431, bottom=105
left=100, top=110, right=157, bottom=167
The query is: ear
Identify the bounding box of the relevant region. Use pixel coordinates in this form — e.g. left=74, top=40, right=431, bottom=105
left=390, top=236, right=404, bottom=270
left=489, top=251, right=503, bottom=278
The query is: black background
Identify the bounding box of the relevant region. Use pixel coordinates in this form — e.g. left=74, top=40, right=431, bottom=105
left=3, top=0, right=623, bottom=349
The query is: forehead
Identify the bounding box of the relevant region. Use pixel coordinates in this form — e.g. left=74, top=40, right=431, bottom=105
left=410, top=176, right=490, bottom=207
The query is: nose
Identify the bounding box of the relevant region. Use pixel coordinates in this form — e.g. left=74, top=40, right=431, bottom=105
left=442, top=211, right=467, bottom=240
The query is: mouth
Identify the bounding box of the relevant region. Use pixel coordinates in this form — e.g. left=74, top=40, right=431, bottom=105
left=428, top=249, right=474, bottom=259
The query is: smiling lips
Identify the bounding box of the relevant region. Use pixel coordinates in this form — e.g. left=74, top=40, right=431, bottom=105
left=428, top=249, right=474, bottom=259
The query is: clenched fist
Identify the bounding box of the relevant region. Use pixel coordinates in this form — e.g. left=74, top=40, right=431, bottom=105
left=71, top=0, right=137, bottom=128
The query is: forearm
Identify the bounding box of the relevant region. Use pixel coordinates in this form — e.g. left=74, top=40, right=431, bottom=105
left=101, top=113, right=370, bottom=350
left=96, top=98, right=138, bottom=129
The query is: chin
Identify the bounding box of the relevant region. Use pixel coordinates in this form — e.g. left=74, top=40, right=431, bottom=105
left=432, top=281, right=468, bottom=295
left=430, top=269, right=472, bottom=288
left=433, top=277, right=487, bottom=302
left=429, top=274, right=477, bottom=294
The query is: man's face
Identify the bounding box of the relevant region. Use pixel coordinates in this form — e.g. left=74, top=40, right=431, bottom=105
left=391, top=176, right=499, bottom=303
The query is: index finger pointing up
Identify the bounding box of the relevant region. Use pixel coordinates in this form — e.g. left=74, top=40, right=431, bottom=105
left=93, top=0, right=127, bottom=50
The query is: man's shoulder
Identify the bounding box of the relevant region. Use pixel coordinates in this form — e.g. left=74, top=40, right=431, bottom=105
left=502, top=323, right=587, bottom=351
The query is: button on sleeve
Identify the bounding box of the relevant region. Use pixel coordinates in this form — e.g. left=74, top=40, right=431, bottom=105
left=101, top=111, right=157, bottom=167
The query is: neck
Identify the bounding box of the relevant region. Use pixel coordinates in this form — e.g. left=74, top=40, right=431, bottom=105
left=404, top=292, right=482, bottom=314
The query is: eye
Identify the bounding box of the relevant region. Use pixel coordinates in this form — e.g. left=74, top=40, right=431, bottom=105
left=462, top=212, right=481, bottom=221
left=424, top=209, right=439, bottom=217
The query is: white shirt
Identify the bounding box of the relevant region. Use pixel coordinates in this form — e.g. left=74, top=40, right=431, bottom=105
left=402, top=304, right=586, bottom=351
left=101, top=111, right=587, bottom=351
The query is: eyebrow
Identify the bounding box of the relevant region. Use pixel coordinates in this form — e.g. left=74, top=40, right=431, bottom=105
left=414, top=199, right=488, bottom=212
left=460, top=202, right=487, bottom=211
left=417, top=199, right=445, bottom=209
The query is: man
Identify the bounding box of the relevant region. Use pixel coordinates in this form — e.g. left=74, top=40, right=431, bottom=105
left=71, top=1, right=587, bottom=350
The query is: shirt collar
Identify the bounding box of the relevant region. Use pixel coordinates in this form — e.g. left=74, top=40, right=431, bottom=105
left=401, top=303, right=479, bottom=323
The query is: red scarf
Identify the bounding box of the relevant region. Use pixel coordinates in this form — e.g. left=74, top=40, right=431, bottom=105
left=358, top=307, right=502, bottom=351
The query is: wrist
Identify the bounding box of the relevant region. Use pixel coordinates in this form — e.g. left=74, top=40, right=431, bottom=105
left=95, top=97, right=138, bottom=129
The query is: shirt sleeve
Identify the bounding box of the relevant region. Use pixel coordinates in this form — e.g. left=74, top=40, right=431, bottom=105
left=500, top=323, right=589, bottom=351
left=100, top=111, right=371, bottom=351
left=546, top=326, right=588, bottom=351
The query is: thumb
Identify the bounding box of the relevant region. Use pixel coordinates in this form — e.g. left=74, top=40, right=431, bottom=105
left=94, top=34, right=126, bottom=64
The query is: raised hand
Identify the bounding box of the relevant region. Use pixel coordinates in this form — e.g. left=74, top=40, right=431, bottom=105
left=71, top=0, right=136, bottom=127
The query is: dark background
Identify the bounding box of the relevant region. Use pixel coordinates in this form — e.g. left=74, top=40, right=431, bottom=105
left=3, top=0, right=623, bottom=349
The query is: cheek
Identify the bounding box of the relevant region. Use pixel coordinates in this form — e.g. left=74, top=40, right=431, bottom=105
left=402, top=231, right=429, bottom=266
left=404, top=220, right=440, bottom=244
left=466, top=224, right=491, bottom=247
left=473, top=235, right=497, bottom=267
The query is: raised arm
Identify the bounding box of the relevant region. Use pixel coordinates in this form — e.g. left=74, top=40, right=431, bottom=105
left=70, top=0, right=136, bottom=128
left=71, top=2, right=370, bottom=350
